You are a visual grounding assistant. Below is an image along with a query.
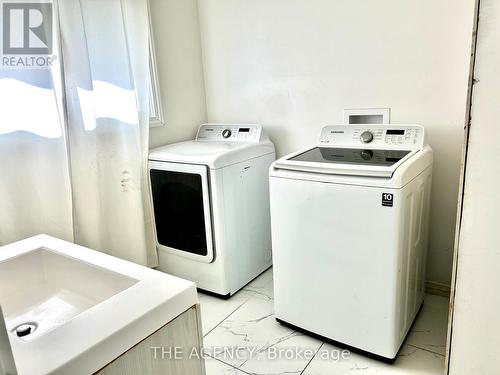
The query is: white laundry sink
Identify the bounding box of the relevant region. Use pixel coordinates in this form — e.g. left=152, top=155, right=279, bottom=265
left=0, top=248, right=138, bottom=342
left=0, top=235, right=198, bottom=375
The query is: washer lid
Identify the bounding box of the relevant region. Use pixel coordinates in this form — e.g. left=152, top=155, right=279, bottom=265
left=273, top=124, right=425, bottom=178
left=288, top=147, right=411, bottom=167
left=274, top=147, right=417, bottom=178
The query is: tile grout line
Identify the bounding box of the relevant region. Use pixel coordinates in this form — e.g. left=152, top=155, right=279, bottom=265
left=201, top=273, right=274, bottom=338
left=405, top=343, right=445, bottom=357
left=201, top=271, right=274, bottom=372
left=300, top=342, right=324, bottom=375
left=206, top=353, right=253, bottom=375
left=202, top=299, right=248, bottom=338
left=202, top=275, right=275, bottom=373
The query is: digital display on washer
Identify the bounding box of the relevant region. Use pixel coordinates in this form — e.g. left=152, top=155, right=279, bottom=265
left=386, top=129, right=405, bottom=135
left=239, top=128, right=250, bottom=133
left=288, top=147, right=411, bottom=166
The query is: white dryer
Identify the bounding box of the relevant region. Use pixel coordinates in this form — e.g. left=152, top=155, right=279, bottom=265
left=270, top=124, right=433, bottom=360
left=149, top=124, right=275, bottom=298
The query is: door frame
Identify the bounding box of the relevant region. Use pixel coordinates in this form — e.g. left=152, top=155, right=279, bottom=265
left=445, top=0, right=480, bottom=372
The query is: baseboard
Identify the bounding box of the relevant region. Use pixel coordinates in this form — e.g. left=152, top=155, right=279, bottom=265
left=425, top=280, right=451, bottom=297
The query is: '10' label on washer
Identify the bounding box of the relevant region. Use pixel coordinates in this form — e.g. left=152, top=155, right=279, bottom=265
left=382, top=193, right=393, bottom=207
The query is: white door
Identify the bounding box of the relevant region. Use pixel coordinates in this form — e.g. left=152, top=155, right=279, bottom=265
left=447, top=1, right=500, bottom=374
left=149, top=161, right=214, bottom=263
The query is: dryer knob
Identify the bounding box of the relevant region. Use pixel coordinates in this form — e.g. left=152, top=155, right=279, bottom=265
left=360, top=131, right=374, bottom=143
left=222, top=129, right=232, bottom=139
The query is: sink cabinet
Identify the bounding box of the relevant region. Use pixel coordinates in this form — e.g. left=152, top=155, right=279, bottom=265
left=96, top=305, right=205, bottom=375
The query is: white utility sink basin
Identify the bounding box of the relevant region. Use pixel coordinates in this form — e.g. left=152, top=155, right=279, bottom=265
left=0, top=248, right=138, bottom=342
left=0, top=235, right=198, bottom=375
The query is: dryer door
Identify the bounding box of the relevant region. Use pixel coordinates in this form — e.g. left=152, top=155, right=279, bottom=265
left=149, top=161, right=214, bottom=263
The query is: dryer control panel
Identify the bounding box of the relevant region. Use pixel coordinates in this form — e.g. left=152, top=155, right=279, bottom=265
left=196, top=123, right=263, bottom=142
left=318, top=125, right=425, bottom=150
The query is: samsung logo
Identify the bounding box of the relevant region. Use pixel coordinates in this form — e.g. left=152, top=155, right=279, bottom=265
left=330, top=131, right=344, bottom=134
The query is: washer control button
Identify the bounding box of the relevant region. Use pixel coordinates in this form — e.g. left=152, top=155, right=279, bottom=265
left=360, top=131, right=374, bottom=143
left=222, top=129, right=232, bottom=139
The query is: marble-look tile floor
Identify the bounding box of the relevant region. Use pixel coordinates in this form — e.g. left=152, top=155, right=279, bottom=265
left=200, top=268, right=449, bottom=375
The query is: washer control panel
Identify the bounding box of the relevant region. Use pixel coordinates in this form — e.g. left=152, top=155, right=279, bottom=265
left=196, top=123, right=262, bottom=142
left=318, top=125, right=424, bottom=150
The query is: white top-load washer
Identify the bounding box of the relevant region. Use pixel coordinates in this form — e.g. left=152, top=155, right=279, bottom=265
left=149, top=124, right=275, bottom=298
left=270, top=124, right=433, bottom=360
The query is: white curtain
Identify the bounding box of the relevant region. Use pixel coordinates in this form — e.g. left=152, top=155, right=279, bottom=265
left=0, top=10, right=73, bottom=244
left=0, top=0, right=158, bottom=267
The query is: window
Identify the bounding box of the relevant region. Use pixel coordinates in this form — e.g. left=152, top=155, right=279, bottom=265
left=148, top=12, right=164, bottom=127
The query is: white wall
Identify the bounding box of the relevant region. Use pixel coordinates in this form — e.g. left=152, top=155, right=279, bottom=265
left=449, top=0, right=500, bottom=373
left=148, top=0, right=207, bottom=148
left=197, top=0, right=475, bottom=285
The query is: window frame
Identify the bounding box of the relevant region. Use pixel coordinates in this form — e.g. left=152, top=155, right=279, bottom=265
left=148, top=8, right=164, bottom=127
